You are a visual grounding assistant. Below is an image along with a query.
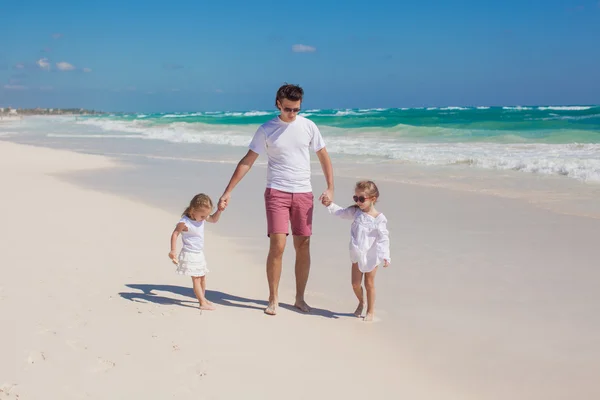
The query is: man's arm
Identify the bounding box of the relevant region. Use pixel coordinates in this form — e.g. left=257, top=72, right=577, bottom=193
left=218, top=149, right=259, bottom=209
left=316, top=147, right=334, bottom=202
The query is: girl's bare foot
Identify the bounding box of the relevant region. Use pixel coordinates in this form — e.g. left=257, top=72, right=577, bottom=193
left=363, top=313, right=374, bottom=322
left=199, top=303, right=216, bottom=311
left=354, top=302, right=364, bottom=317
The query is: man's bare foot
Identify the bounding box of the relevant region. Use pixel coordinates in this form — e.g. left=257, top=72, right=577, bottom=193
left=294, top=299, right=311, bottom=313
left=199, top=303, right=216, bottom=311
left=264, top=301, right=278, bottom=316
left=363, top=313, right=374, bottom=322
left=354, top=302, right=364, bottom=317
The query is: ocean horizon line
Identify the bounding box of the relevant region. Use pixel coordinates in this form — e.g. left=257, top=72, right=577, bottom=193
left=87, top=104, right=599, bottom=115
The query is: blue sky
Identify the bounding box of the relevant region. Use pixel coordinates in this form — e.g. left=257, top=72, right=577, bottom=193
left=1, top=0, right=599, bottom=112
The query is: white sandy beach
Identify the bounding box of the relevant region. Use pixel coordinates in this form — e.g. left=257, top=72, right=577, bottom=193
left=1, top=140, right=599, bottom=399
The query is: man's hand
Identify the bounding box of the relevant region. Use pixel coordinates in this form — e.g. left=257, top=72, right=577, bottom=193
left=383, top=259, right=390, bottom=268
left=218, top=192, right=231, bottom=211
left=319, top=188, right=334, bottom=206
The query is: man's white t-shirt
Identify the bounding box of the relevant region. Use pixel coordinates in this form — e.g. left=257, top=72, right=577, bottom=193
left=248, top=115, right=326, bottom=193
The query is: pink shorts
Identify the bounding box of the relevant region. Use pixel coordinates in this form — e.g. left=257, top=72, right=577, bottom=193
left=264, top=188, right=314, bottom=237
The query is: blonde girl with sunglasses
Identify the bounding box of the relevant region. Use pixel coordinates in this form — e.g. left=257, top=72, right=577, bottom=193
left=321, top=180, right=391, bottom=322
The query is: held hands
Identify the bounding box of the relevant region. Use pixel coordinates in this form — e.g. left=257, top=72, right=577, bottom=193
left=319, top=188, right=334, bottom=207
left=218, top=193, right=230, bottom=211
left=169, top=251, right=178, bottom=265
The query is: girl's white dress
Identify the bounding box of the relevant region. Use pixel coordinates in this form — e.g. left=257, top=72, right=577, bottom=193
left=327, top=203, right=391, bottom=273
left=176, top=215, right=209, bottom=277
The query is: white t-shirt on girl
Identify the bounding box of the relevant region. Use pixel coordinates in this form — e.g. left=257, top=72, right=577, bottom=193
left=179, top=215, right=205, bottom=253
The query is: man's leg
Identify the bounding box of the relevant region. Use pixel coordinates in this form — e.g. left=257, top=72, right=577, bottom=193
left=264, top=188, right=291, bottom=316
left=293, top=235, right=311, bottom=312
left=265, top=233, right=286, bottom=315
left=290, top=192, right=314, bottom=313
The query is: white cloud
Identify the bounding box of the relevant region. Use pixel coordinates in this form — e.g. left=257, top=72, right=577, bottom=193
left=37, top=58, right=51, bottom=70
left=4, top=84, right=27, bottom=90
left=215, top=89, right=224, bottom=93
left=82, top=67, right=92, bottom=73
left=56, top=62, right=75, bottom=71
left=292, top=44, right=316, bottom=53
left=52, top=33, right=63, bottom=39
left=14, top=63, right=25, bottom=69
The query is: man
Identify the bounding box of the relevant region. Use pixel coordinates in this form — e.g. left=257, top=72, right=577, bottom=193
left=218, top=83, right=334, bottom=316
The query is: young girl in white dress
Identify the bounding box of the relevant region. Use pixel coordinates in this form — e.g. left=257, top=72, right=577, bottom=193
left=169, top=193, right=223, bottom=311
left=321, top=180, right=391, bottom=322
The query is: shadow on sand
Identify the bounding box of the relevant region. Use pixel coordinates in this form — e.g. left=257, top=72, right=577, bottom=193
left=119, top=283, right=355, bottom=319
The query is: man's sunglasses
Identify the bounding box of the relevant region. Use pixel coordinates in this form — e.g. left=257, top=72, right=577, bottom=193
left=283, top=107, right=301, bottom=113
left=353, top=195, right=369, bottom=203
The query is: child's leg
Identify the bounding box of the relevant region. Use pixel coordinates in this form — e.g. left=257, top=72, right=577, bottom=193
left=199, top=275, right=213, bottom=305
left=351, top=262, right=364, bottom=317
left=364, top=267, right=378, bottom=322
left=191, top=276, right=215, bottom=311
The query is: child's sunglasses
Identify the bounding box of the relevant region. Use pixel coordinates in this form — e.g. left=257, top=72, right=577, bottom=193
left=353, top=195, right=368, bottom=203
left=283, top=107, right=301, bottom=113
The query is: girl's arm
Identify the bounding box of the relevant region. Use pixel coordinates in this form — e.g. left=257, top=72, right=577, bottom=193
left=206, top=209, right=222, bottom=223
left=326, top=203, right=358, bottom=220
left=376, top=218, right=391, bottom=266
left=169, top=222, right=187, bottom=264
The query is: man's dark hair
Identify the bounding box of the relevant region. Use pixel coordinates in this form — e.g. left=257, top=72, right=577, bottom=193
left=275, top=83, right=304, bottom=107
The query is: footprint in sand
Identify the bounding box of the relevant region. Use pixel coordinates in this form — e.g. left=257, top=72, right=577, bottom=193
left=94, top=358, right=116, bottom=373
left=66, top=317, right=89, bottom=329
left=195, top=361, right=208, bottom=378
left=65, top=340, right=88, bottom=351
left=0, top=383, right=20, bottom=398
left=26, top=351, right=46, bottom=364
left=36, top=326, right=57, bottom=335
left=147, top=306, right=174, bottom=317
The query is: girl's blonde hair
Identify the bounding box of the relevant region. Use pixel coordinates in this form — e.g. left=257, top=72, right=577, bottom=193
left=355, top=180, right=380, bottom=201
left=182, top=193, right=213, bottom=218
left=349, top=180, right=380, bottom=208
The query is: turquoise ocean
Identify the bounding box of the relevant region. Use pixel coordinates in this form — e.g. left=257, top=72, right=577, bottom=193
left=39, top=105, right=600, bottom=182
